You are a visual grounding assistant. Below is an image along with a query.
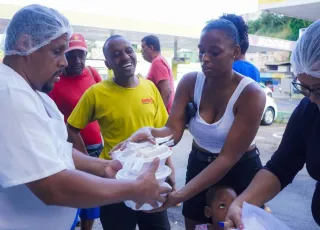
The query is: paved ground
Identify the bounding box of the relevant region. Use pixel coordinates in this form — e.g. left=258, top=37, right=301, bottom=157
left=82, top=124, right=318, bottom=230
left=275, top=98, right=301, bottom=113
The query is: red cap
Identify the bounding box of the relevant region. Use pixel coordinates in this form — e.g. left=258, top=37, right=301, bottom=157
left=66, top=33, right=88, bottom=53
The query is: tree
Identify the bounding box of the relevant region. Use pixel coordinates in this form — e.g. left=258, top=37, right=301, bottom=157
left=260, top=12, right=288, bottom=28
left=288, top=18, right=312, bottom=40
left=248, top=19, right=261, bottom=34
left=247, top=12, right=312, bottom=41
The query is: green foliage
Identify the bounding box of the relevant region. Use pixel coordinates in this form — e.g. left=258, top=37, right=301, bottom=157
left=287, top=18, right=312, bottom=40
left=248, top=12, right=312, bottom=41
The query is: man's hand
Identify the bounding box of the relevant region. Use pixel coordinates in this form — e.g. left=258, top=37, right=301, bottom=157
left=133, top=158, right=171, bottom=209
left=103, top=160, right=122, bottom=178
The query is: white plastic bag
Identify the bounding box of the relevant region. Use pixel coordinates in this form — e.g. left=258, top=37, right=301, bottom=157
left=241, top=202, right=292, bottom=230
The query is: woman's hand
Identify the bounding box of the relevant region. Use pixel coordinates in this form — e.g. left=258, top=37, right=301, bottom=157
left=110, top=127, right=156, bottom=153
left=165, top=156, right=177, bottom=192
left=224, top=200, right=244, bottom=229
left=166, top=174, right=177, bottom=192
left=148, top=190, right=184, bottom=213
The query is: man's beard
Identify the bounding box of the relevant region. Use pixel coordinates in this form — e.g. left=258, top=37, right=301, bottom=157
left=41, top=70, right=62, bottom=93
left=41, top=82, right=53, bottom=93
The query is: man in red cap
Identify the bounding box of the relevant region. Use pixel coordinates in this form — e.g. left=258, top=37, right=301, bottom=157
left=49, top=33, right=103, bottom=230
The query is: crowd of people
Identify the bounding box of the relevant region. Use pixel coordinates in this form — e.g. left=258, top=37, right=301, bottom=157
left=0, top=3, right=319, bottom=230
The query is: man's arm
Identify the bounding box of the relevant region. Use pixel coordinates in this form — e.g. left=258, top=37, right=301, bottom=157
left=27, top=158, right=170, bottom=209
left=72, top=148, right=121, bottom=178
left=158, top=80, right=172, bottom=107
left=149, top=58, right=173, bottom=107
left=68, top=125, right=121, bottom=178
left=67, top=124, right=88, bottom=154
left=67, top=87, right=97, bottom=154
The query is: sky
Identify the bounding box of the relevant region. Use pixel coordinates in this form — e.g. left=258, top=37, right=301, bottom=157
left=0, top=0, right=259, bottom=26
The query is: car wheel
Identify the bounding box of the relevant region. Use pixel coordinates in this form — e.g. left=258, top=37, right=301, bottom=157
left=267, top=92, right=272, bottom=97
left=261, top=107, right=275, bottom=125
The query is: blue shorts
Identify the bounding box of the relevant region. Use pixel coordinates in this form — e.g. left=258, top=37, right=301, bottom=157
left=86, top=143, right=103, bottom=158
left=80, top=207, right=100, bottom=220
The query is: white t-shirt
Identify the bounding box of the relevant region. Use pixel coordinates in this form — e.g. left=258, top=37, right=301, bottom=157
left=0, top=63, right=77, bottom=230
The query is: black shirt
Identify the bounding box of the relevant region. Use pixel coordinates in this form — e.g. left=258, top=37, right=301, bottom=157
left=265, top=97, right=320, bottom=225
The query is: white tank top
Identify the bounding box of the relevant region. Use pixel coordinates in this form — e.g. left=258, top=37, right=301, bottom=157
left=188, top=72, right=256, bottom=153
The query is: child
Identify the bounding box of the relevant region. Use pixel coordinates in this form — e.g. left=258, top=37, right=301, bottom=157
left=195, top=185, right=237, bottom=230
left=195, top=185, right=272, bottom=230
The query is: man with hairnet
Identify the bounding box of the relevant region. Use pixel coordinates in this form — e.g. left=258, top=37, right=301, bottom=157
left=0, top=4, right=170, bottom=230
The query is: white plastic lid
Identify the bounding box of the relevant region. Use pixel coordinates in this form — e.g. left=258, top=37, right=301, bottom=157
left=111, top=135, right=173, bottom=159
left=113, top=145, right=172, bottom=164
left=116, top=165, right=172, bottom=181
left=137, top=145, right=172, bottom=161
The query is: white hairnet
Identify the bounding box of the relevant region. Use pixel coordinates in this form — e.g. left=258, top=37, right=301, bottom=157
left=2, top=4, right=73, bottom=56
left=290, top=20, right=320, bottom=78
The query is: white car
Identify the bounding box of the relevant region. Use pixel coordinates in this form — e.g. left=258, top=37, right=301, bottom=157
left=261, top=95, right=278, bottom=125
left=260, top=83, right=273, bottom=97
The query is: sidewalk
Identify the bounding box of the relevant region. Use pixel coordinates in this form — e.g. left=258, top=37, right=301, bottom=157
left=273, top=92, right=303, bottom=100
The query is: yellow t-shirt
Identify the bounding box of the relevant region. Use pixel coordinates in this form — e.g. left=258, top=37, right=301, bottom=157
left=68, top=77, right=168, bottom=159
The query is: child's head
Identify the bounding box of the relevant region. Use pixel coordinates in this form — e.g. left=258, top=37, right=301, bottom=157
left=204, top=185, right=237, bottom=223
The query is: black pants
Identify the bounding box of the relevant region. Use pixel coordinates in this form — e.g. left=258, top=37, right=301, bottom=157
left=182, top=146, right=263, bottom=223
left=312, top=182, right=320, bottom=226
left=100, top=202, right=170, bottom=230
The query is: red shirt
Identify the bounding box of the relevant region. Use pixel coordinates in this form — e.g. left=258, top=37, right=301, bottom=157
left=147, top=55, right=174, bottom=113
left=49, top=66, right=102, bottom=145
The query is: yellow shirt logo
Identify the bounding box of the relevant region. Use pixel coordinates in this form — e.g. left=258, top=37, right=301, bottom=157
left=141, top=98, right=154, bottom=104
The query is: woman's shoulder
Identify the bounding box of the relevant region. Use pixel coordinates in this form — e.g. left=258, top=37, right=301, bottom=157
left=175, top=71, right=199, bottom=99
left=178, top=71, right=199, bottom=88
left=181, top=71, right=198, bottom=81
left=238, top=77, right=265, bottom=101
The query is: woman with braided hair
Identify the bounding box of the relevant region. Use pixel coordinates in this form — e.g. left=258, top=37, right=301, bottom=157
left=220, top=14, right=260, bottom=82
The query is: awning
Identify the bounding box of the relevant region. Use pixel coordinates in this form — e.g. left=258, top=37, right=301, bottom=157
left=0, top=3, right=295, bottom=53
left=259, top=0, right=320, bottom=21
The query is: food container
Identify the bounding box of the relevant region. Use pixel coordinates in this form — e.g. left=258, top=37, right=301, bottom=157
left=116, top=164, right=172, bottom=184
left=122, top=182, right=171, bottom=211
left=113, top=145, right=172, bottom=175
left=116, top=165, right=172, bottom=211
